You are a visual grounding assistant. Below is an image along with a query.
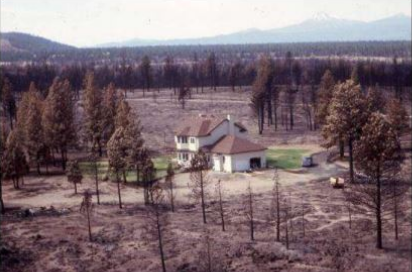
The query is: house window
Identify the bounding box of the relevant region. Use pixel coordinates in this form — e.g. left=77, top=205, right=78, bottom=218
left=190, top=137, right=195, bottom=144
left=181, top=136, right=188, bottom=144
left=181, top=153, right=189, bottom=161
left=222, top=156, right=226, bottom=164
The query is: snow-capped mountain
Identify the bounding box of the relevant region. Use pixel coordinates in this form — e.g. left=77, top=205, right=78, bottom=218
left=97, top=13, right=411, bottom=47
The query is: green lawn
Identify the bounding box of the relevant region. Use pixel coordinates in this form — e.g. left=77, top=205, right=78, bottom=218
left=79, top=155, right=175, bottom=183
left=266, top=148, right=310, bottom=169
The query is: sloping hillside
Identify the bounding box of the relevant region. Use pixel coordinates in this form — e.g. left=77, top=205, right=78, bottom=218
left=0, top=32, right=75, bottom=53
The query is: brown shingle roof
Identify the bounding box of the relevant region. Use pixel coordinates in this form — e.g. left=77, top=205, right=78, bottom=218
left=210, top=135, right=266, bottom=155
left=175, top=116, right=247, bottom=137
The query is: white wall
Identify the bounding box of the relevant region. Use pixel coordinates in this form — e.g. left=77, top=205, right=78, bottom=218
left=175, top=118, right=248, bottom=153
left=198, top=121, right=229, bottom=147
left=228, top=150, right=267, bottom=173
left=175, top=116, right=249, bottom=169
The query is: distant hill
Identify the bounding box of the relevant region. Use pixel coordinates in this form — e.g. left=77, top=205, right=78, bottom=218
left=98, top=13, right=412, bottom=47
left=0, top=32, right=75, bottom=53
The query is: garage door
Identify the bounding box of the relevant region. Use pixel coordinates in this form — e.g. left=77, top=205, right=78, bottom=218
left=235, top=159, right=250, bottom=171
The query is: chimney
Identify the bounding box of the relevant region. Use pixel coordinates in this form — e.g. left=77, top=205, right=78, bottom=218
left=227, top=114, right=235, bottom=135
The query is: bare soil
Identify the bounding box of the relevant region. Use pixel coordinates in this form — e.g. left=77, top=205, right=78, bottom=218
left=1, top=88, right=411, bottom=272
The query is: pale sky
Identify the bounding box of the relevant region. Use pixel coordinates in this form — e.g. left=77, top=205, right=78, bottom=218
left=1, top=0, right=411, bottom=47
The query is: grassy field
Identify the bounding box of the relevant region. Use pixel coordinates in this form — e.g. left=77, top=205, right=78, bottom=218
left=266, top=148, right=310, bottom=169
left=79, top=155, right=176, bottom=183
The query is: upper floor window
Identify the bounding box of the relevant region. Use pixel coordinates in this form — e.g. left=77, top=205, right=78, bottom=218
left=178, top=136, right=188, bottom=143
left=190, top=137, right=195, bottom=144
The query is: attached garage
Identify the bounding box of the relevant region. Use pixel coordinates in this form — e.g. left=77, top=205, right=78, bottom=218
left=210, top=136, right=267, bottom=173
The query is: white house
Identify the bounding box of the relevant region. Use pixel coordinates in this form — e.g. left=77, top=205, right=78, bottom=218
left=175, top=114, right=267, bottom=173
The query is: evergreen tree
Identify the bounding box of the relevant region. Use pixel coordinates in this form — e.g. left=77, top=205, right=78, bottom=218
left=107, top=127, right=128, bottom=208
left=251, top=56, right=274, bottom=134
left=322, top=79, right=369, bottom=182
left=315, top=70, right=336, bottom=127
left=1, top=130, right=28, bottom=190
left=125, top=116, right=144, bottom=183
left=1, top=78, right=16, bottom=130
left=102, top=83, right=119, bottom=145
left=80, top=190, right=94, bottom=241
left=349, top=113, right=402, bottom=249
left=142, top=153, right=156, bottom=205
left=140, top=55, right=152, bottom=97
left=386, top=98, right=409, bottom=138
left=115, top=97, right=132, bottom=129
left=66, top=160, right=83, bottom=194
left=43, top=78, right=76, bottom=170
left=206, top=53, right=218, bottom=90
left=0, top=125, right=7, bottom=213
left=165, top=162, right=176, bottom=212
left=365, top=86, right=385, bottom=113
left=83, top=72, right=104, bottom=156
left=25, top=83, right=45, bottom=174
left=163, top=56, right=177, bottom=92
left=229, top=61, right=242, bottom=91
left=190, top=151, right=210, bottom=224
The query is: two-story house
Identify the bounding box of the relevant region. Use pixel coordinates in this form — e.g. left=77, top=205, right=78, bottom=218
left=175, top=114, right=267, bottom=173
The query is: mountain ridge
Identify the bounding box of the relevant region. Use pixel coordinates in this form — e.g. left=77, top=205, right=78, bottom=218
left=97, top=13, right=412, bottom=48
left=0, top=32, right=76, bottom=53
left=0, top=13, right=410, bottom=52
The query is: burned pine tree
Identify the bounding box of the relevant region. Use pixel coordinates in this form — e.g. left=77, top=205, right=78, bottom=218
left=164, top=162, right=176, bottom=212
left=270, top=168, right=282, bottom=242
left=214, top=179, right=226, bottom=232
left=66, top=160, right=83, bottom=194
left=88, top=152, right=101, bottom=204
left=107, top=127, right=128, bottom=209
left=345, top=113, right=403, bottom=249
left=42, top=79, right=76, bottom=170
left=1, top=78, right=16, bottom=130
left=80, top=189, right=94, bottom=242
left=190, top=151, right=210, bottom=224
left=1, top=130, right=28, bottom=190
left=322, top=79, right=369, bottom=183
left=250, top=56, right=274, bottom=134
left=386, top=98, right=409, bottom=138
left=315, top=70, right=335, bottom=128
left=140, top=55, right=153, bottom=97
left=197, top=226, right=227, bottom=272
left=178, top=80, right=190, bottom=109
left=101, top=82, right=119, bottom=147
left=163, top=56, right=178, bottom=93
left=142, top=157, right=156, bottom=205
left=243, top=182, right=255, bottom=241
left=389, top=174, right=409, bottom=240
left=206, top=52, right=218, bottom=91
left=144, top=185, right=169, bottom=272
left=82, top=72, right=105, bottom=157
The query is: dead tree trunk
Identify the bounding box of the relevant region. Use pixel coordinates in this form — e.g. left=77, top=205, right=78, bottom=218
left=116, top=172, right=123, bottom=209
left=217, top=180, right=226, bottom=231
left=156, top=210, right=167, bottom=272
left=376, top=171, right=382, bottom=249
left=86, top=206, right=92, bottom=241
left=200, top=172, right=207, bottom=224
left=94, top=168, right=100, bottom=205
left=246, top=183, right=255, bottom=241
left=0, top=179, right=5, bottom=214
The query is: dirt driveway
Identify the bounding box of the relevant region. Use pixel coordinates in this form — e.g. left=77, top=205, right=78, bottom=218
left=3, top=147, right=348, bottom=210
